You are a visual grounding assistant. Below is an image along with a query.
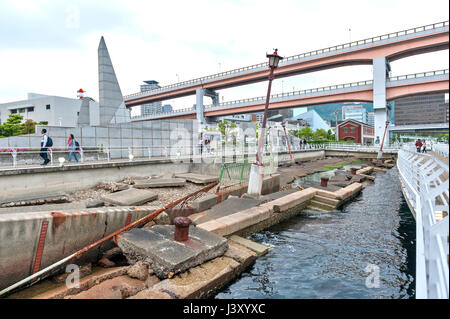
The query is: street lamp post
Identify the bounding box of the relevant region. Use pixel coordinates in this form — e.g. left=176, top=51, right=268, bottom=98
left=377, top=120, right=390, bottom=159
left=248, top=49, right=283, bottom=197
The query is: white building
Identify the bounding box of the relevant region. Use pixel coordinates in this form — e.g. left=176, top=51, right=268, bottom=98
left=140, top=80, right=162, bottom=115
left=0, top=93, right=86, bottom=127
left=285, top=109, right=331, bottom=131
left=342, top=104, right=368, bottom=124
left=368, top=112, right=375, bottom=126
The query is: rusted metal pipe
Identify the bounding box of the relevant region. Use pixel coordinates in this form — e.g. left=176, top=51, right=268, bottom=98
left=0, top=181, right=218, bottom=297
left=173, top=216, right=192, bottom=241
left=320, top=177, right=329, bottom=187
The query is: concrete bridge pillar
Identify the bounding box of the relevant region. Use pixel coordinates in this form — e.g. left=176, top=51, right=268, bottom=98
left=195, top=88, right=219, bottom=125
left=195, top=89, right=207, bottom=125
left=373, top=57, right=391, bottom=147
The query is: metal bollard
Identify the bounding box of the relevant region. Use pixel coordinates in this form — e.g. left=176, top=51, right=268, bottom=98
left=320, top=177, right=329, bottom=187
left=350, top=167, right=358, bottom=175
left=173, top=216, right=192, bottom=242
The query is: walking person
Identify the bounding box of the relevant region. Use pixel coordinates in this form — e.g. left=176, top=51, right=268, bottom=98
left=299, top=139, right=303, bottom=150
left=415, top=139, right=422, bottom=153
left=67, top=134, right=79, bottom=162
left=303, top=138, right=308, bottom=149
left=40, top=129, right=51, bottom=165
left=422, top=140, right=427, bottom=153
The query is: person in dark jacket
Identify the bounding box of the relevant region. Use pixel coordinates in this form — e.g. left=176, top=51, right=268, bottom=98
left=40, top=129, right=50, bottom=165
left=415, top=139, right=422, bottom=153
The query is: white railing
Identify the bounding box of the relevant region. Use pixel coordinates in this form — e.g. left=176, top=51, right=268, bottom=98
left=322, top=142, right=401, bottom=153
left=433, top=143, right=449, bottom=157
left=397, top=147, right=449, bottom=299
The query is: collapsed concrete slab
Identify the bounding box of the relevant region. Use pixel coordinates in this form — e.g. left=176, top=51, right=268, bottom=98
left=174, top=173, right=218, bottom=184
left=117, top=225, right=228, bottom=279
left=101, top=188, right=158, bottom=206
left=133, top=178, right=186, bottom=189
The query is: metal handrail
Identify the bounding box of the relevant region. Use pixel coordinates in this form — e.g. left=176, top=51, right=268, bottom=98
left=124, top=21, right=448, bottom=100
left=388, top=69, right=449, bottom=82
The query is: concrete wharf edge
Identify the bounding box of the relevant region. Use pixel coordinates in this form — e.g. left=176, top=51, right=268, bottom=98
left=2, top=164, right=377, bottom=298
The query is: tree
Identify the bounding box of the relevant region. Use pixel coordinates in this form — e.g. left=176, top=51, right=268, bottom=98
left=313, top=128, right=328, bottom=140
left=22, top=119, right=37, bottom=134
left=327, top=129, right=335, bottom=140
left=294, top=126, right=314, bottom=140
left=218, top=120, right=229, bottom=138
left=0, top=114, right=24, bottom=137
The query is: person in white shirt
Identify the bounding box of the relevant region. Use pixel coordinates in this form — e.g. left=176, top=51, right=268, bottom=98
left=40, top=129, right=50, bottom=165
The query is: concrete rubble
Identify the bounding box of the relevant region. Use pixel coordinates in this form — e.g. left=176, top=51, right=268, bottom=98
left=101, top=188, right=158, bottom=206
left=174, top=173, right=218, bottom=184
left=117, top=225, right=228, bottom=279
left=133, top=178, right=186, bottom=189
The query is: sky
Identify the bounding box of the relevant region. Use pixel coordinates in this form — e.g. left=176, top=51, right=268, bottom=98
left=0, top=0, right=448, bottom=116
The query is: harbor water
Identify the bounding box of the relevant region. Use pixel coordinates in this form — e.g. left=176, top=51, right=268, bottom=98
left=215, top=167, right=416, bottom=299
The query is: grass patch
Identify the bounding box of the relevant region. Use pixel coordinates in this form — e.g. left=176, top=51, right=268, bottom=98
left=317, top=159, right=363, bottom=172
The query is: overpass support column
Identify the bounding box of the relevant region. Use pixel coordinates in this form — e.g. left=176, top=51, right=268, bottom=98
left=195, top=89, right=207, bottom=125
left=373, top=57, right=391, bottom=147
left=205, top=88, right=220, bottom=105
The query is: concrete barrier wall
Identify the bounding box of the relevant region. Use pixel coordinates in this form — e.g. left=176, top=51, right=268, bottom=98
left=0, top=206, right=158, bottom=291
left=0, top=161, right=191, bottom=201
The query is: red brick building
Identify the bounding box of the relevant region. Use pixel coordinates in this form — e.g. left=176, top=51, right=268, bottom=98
left=337, top=119, right=374, bottom=144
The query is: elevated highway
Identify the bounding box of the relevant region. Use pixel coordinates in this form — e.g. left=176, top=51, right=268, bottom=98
left=131, top=69, right=449, bottom=121
left=124, top=21, right=448, bottom=107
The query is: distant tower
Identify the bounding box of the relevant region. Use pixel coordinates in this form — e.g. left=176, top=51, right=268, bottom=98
left=140, top=80, right=162, bottom=115
left=77, top=88, right=85, bottom=99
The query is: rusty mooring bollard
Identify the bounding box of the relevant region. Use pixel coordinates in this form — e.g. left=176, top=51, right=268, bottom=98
left=173, top=216, right=192, bottom=242
left=320, top=177, right=329, bottom=187
left=350, top=167, right=358, bottom=175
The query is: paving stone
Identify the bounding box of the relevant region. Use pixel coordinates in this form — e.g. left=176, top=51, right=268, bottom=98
left=224, top=241, right=257, bottom=271
left=66, top=275, right=147, bottom=299
left=86, top=199, right=105, bottom=208
left=228, top=235, right=270, bottom=256
left=101, top=188, right=158, bottom=206
left=133, top=178, right=186, bottom=189
left=8, top=267, right=129, bottom=299
left=127, top=261, right=150, bottom=281
left=174, top=173, right=218, bottom=184
left=131, top=256, right=240, bottom=299
left=154, top=211, right=170, bottom=225
left=117, top=225, right=228, bottom=279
